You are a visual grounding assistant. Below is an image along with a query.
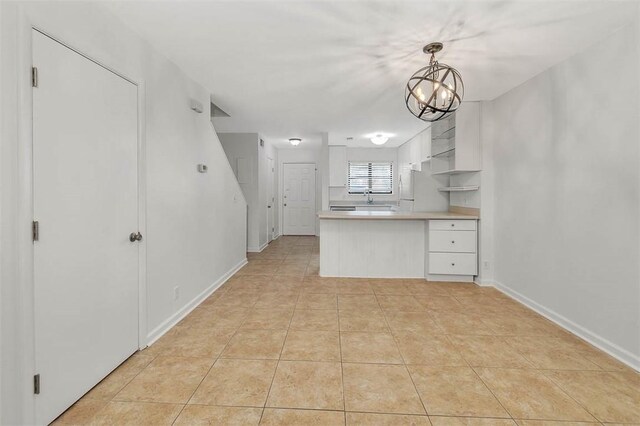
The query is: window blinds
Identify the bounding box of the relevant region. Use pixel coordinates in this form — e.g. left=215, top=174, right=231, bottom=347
left=347, top=162, right=393, bottom=194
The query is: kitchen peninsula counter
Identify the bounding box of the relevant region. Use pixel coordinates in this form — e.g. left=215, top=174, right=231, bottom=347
left=319, top=210, right=478, bottom=280
left=318, top=210, right=478, bottom=220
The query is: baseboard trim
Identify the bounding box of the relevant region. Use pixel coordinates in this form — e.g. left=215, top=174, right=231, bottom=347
left=426, top=273, right=475, bottom=282
left=247, top=242, right=269, bottom=253
left=145, top=257, right=248, bottom=346
left=474, top=278, right=496, bottom=287
left=493, top=280, right=640, bottom=372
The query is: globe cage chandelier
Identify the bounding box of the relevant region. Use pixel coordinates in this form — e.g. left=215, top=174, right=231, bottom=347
left=405, top=42, right=464, bottom=122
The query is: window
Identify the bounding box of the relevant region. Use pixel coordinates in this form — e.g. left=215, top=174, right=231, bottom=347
left=347, top=161, right=393, bottom=194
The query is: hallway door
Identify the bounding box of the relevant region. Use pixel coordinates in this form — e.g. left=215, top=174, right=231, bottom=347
left=32, top=30, right=140, bottom=424
left=282, top=163, right=316, bottom=235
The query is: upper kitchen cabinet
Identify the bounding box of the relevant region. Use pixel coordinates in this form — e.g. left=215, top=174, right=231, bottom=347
left=409, top=135, right=421, bottom=171
left=430, top=102, right=481, bottom=175
left=420, top=126, right=431, bottom=163
left=398, top=139, right=410, bottom=168
left=329, top=145, right=347, bottom=187
left=401, top=126, right=431, bottom=171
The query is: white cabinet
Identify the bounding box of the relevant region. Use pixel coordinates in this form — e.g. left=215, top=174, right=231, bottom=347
left=409, top=136, right=421, bottom=171
left=329, top=145, right=347, bottom=187
left=430, top=219, right=477, bottom=231
left=429, top=230, right=477, bottom=252
left=429, top=253, right=477, bottom=275
left=454, top=102, right=481, bottom=172
left=400, top=127, right=431, bottom=172
left=420, top=127, right=431, bottom=163
left=398, top=140, right=410, bottom=165
left=430, top=102, right=481, bottom=175
left=427, top=219, right=478, bottom=278
left=398, top=140, right=411, bottom=188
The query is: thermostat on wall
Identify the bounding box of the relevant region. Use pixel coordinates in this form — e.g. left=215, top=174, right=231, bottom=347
left=197, top=164, right=208, bottom=173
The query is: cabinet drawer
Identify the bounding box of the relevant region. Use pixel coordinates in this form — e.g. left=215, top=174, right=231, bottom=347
left=429, top=253, right=477, bottom=275
left=430, top=220, right=477, bottom=231
left=429, top=230, right=476, bottom=253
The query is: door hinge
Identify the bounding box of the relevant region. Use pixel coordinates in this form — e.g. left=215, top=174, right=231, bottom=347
left=32, top=67, right=38, bottom=88
left=34, top=374, right=40, bottom=394
left=32, top=221, right=39, bottom=242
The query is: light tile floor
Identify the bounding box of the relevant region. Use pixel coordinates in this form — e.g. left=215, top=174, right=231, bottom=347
left=54, top=236, right=640, bottom=425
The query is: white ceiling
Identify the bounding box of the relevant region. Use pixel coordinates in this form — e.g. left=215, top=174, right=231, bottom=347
left=102, top=0, right=635, bottom=149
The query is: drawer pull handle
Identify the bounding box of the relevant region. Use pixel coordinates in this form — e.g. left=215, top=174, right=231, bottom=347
left=451, top=224, right=455, bottom=227
left=451, top=263, right=455, bottom=266
left=451, top=240, right=455, bottom=244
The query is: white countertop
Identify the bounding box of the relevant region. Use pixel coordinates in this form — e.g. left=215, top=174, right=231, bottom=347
left=317, top=210, right=479, bottom=220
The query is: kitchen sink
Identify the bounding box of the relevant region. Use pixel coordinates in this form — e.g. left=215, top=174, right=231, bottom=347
left=355, top=205, right=396, bottom=211
left=330, top=204, right=397, bottom=212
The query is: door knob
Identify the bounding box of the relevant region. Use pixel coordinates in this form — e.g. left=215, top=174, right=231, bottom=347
left=129, top=232, right=143, bottom=242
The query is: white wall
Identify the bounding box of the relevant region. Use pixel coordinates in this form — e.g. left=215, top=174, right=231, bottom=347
left=412, top=167, right=450, bottom=211
left=477, top=101, right=495, bottom=284
left=320, top=133, right=330, bottom=211
left=218, top=133, right=260, bottom=250
left=0, top=2, right=247, bottom=424
left=485, top=21, right=640, bottom=368
left=449, top=173, right=481, bottom=209
left=219, top=133, right=278, bottom=249
left=329, top=147, right=399, bottom=202
left=260, top=138, right=279, bottom=240
left=278, top=147, right=323, bottom=235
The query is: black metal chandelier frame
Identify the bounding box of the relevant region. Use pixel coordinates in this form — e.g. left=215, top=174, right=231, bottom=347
left=405, top=42, right=464, bottom=122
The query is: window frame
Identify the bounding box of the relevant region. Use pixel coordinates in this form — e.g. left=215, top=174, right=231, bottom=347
left=347, top=161, right=394, bottom=195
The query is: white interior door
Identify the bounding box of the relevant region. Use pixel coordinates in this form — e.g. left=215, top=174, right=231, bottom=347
left=283, top=163, right=316, bottom=235
left=268, top=157, right=275, bottom=241
left=33, top=30, right=139, bottom=424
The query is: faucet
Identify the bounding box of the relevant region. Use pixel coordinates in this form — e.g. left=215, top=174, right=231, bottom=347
left=364, top=189, right=374, bottom=204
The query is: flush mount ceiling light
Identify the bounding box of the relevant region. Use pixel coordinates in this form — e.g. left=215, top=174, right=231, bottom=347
left=289, top=138, right=301, bottom=146
left=405, top=42, right=464, bottom=122
left=370, top=134, right=389, bottom=145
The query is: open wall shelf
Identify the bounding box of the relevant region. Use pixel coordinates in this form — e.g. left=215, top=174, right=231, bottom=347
left=438, top=185, right=479, bottom=192
left=431, top=169, right=480, bottom=176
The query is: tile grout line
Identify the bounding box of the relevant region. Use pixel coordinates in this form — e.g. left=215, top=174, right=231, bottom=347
left=258, top=289, right=298, bottom=424
left=63, top=239, right=639, bottom=424
left=467, top=364, right=515, bottom=421
left=375, top=285, right=430, bottom=418
left=539, top=368, right=605, bottom=423
left=336, top=292, right=346, bottom=414
left=170, top=305, right=247, bottom=425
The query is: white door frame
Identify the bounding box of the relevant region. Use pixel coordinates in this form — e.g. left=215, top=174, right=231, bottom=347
left=267, top=156, right=275, bottom=242
left=280, top=162, right=317, bottom=236
left=12, top=22, right=147, bottom=422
